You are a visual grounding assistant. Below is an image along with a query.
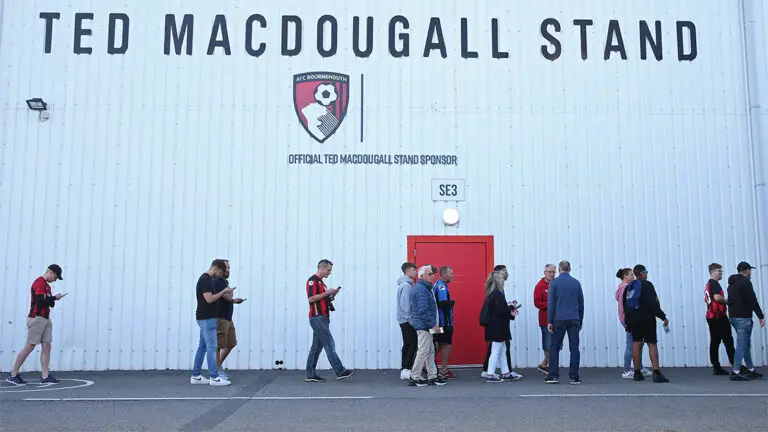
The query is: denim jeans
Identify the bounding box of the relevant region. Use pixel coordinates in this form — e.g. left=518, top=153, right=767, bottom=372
left=624, top=328, right=644, bottom=372
left=730, top=318, right=754, bottom=370
left=549, top=319, right=581, bottom=379
left=192, top=318, right=219, bottom=378
left=306, top=316, right=346, bottom=378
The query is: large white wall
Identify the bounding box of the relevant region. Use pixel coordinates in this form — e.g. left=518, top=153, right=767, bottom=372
left=1, top=0, right=765, bottom=371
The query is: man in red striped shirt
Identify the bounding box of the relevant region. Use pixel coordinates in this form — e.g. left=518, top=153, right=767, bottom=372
left=305, top=259, right=356, bottom=382
left=6, top=264, right=67, bottom=386
left=705, top=263, right=735, bottom=375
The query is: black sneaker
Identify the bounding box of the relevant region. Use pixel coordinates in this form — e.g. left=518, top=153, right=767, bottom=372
left=569, top=377, right=582, bottom=385
left=652, top=371, right=669, bottom=383
left=6, top=374, right=26, bottom=386
left=745, top=369, right=763, bottom=379
left=730, top=372, right=750, bottom=381
left=713, top=367, right=729, bottom=376
left=40, top=375, right=61, bottom=384
left=544, top=376, right=559, bottom=384
left=633, top=370, right=645, bottom=381
left=407, top=378, right=419, bottom=387
left=415, top=379, right=429, bottom=387
left=304, top=376, right=326, bottom=383
left=431, top=377, right=447, bottom=386
left=336, top=370, right=356, bottom=380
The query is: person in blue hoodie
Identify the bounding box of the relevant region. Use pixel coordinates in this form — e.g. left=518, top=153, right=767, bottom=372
left=408, top=265, right=447, bottom=387
left=545, top=260, right=584, bottom=385
left=396, top=262, right=418, bottom=380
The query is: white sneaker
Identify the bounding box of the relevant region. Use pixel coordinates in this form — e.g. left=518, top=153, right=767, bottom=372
left=622, top=371, right=634, bottom=379
left=641, top=368, right=652, bottom=377
left=209, top=377, right=231, bottom=386
left=218, top=370, right=230, bottom=381
left=400, top=369, right=411, bottom=380
left=480, top=371, right=488, bottom=378
left=190, top=375, right=209, bottom=385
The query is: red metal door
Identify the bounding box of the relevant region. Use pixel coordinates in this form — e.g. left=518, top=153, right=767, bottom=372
left=407, top=236, right=494, bottom=366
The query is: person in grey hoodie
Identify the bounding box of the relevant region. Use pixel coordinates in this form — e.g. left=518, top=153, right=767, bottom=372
left=397, top=262, right=418, bottom=380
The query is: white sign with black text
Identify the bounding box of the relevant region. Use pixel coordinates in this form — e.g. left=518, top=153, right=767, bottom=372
left=431, top=179, right=466, bottom=202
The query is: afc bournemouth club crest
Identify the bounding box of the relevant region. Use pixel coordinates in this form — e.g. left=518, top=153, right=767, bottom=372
left=293, top=72, right=350, bottom=143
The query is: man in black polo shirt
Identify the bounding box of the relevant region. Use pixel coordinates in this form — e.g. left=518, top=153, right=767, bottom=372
left=216, top=260, right=246, bottom=381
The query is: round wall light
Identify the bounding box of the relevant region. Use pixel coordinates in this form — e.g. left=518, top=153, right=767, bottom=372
left=442, top=208, right=460, bottom=226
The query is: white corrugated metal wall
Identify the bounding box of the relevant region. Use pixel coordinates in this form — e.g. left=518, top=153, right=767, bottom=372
left=1, top=0, right=766, bottom=372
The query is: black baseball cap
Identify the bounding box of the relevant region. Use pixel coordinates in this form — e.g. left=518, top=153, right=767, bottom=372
left=48, top=264, right=63, bottom=280
left=737, top=261, right=756, bottom=272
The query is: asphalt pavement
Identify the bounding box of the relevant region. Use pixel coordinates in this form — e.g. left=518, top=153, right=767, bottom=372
left=1, top=367, right=767, bottom=431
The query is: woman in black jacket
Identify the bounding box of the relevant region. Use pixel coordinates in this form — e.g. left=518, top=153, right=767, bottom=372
left=482, top=271, right=519, bottom=382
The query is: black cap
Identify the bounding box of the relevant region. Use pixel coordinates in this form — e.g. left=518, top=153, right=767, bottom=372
left=48, top=264, right=63, bottom=280
left=737, top=261, right=756, bottom=272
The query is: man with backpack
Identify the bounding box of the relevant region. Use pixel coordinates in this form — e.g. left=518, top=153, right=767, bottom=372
left=623, top=264, right=670, bottom=383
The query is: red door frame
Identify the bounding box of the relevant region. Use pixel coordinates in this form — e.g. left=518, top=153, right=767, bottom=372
left=407, top=235, right=495, bottom=366
left=407, top=236, right=494, bottom=271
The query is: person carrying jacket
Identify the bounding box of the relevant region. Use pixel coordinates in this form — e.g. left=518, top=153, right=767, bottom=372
left=408, top=265, right=446, bottom=387
left=727, top=261, right=765, bottom=381
left=396, top=262, right=418, bottom=380
left=482, top=270, right=520, bottom=382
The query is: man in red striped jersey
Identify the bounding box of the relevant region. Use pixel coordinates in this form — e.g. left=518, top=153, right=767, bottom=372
left=705, top=263, right=735, bottom=376
left=6, top=264, right=67, bottom=386
left=305, top=259, right=356, bottom=382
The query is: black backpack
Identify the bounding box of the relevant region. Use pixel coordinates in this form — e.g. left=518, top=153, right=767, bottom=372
left=479, top=297, right=491, bottom=327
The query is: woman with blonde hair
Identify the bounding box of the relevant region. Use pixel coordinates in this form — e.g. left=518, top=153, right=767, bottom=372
left=481, top=271, right=519, bottom=382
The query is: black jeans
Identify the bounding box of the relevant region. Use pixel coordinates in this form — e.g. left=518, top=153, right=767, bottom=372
left=483, top=340, right=511, bottom=372
left=707, top=317, right=735, bottom=368
left=399, top=322, right=418, bottom=370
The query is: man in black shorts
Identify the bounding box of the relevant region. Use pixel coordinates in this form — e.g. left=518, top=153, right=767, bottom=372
left=433, top=266, right=456, bottom=379
left=623, top=264, right=670, bottom=383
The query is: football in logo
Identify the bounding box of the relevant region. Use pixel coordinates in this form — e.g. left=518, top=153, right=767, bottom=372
left=293, top=72, right=350, bottom=143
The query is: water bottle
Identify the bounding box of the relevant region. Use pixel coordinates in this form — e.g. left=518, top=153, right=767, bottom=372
left=663, top=323, right=670, bottom=334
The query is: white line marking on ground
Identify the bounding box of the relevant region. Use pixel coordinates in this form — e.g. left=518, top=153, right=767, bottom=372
left=22, top=396, right=375, bottom=402
left=0, top=379, right=94, bottom=393
left=520, top=393, right=768, bottom=398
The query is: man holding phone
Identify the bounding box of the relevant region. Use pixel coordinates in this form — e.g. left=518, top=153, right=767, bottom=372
left=305, top=259, right=356, bottom=382
left=6, top=264, right=67, bottom=385
left=216, top=260, right=246, bottom=381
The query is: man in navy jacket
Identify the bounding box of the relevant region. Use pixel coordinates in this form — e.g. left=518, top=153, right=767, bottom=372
left=408, top=265, right=446, bottom=387
left=545, top=260, right=584, bottom=384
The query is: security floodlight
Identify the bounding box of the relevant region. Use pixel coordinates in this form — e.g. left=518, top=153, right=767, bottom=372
left=26, top=98, right=48, bottom=111
left=26, top=98, right=50, bottom=122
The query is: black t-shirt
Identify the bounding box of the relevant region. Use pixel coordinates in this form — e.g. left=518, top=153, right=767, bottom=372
left=195, top=273, right=219, bottom=320
left=216, top=277, right=234, bottom=321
